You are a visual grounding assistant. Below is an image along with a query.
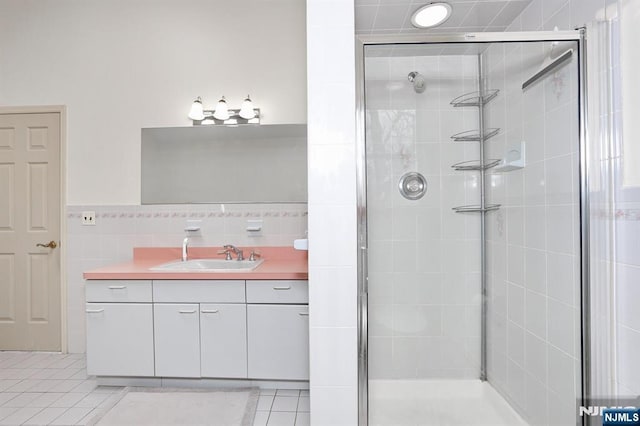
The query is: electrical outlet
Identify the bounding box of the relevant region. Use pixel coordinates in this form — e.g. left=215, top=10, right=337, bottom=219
left=82, top=211, right=96, bottom=226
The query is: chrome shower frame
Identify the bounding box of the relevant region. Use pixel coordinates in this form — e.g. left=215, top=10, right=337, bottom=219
left=355, top=30, right=590, bottom=426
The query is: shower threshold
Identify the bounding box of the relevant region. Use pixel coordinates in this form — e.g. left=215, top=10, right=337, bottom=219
left=369, top=379, right=527, bottom=426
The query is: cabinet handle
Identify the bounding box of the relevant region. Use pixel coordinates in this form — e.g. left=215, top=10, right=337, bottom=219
left=179, top=309, right=197, bottom=314
left=273, top=286, right=291, bottom=290
left=201, top=309, right=219, bottom=314
left=85, top=309, right=105, bottom=313
left=298, top=312, right=309, bottom=316
left=108, top=286, right=126, bottom=290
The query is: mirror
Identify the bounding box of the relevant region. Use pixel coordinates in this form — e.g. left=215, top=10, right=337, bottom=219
left=141, top=124, right=307, bottom=204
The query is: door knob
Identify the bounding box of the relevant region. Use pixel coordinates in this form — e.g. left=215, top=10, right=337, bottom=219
left=36, top=240, right=57, bottom=249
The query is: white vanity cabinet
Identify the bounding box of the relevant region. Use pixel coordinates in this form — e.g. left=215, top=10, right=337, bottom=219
left=200, top=303, right=247, bottom=378
left=153, top=303, right=200, bottom=377
left=85, top=280, right=154, bottom=377
left=246, top=280, right=309, bottom=380
left=85, top=278, right=308, bottom=382
left=152, top=280, right=246, bottom=379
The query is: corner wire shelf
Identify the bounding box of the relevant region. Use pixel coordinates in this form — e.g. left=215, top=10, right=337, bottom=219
left=450, top=89, right=499, bottom=108
left=450, top=128, right=500, bottom=142
left=451, top=159, right=501, bottom=171
left=452, top=204, right=501, bottom=213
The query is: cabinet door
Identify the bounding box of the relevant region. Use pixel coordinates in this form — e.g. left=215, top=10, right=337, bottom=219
left=247, top=304, right=309, bottom=380
left=85, top=303, right=154, bottom=376
left=154, top=304, right=200, bottom=377
left=200, top=304, right=247, bottom=378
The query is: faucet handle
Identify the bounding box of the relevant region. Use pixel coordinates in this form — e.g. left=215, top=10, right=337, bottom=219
left=217, top=249, right=233, bottom=261
left=249, top=250, right=262, bottom=261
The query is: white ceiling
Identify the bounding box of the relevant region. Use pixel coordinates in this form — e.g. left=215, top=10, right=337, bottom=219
left=356, top=0, right=533, bottom=35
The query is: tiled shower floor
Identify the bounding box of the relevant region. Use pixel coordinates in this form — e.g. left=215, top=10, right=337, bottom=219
left=0, top=352, right=309, bottom=426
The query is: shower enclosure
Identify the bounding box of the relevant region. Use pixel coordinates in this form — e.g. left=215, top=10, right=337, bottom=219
left=356, top=31, right=587, bottom=425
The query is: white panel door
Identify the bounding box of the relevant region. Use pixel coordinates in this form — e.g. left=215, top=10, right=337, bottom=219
left=0, top=112, right=61, bottom=351
left=85, top=303, right=154, bottom=376
left=247, top=304, right=309, bottom=380
left=200, top=303, right=247, bottom=378
left=154, top=303, right=200, bottom=378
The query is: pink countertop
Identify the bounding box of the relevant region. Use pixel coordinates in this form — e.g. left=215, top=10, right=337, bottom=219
left=83, top=247, right=308, bottom=280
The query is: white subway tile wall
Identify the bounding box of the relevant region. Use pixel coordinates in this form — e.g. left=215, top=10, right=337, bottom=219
left=365, top=53, right=483, bottom=379
left=307, top=0, right=359, bottom=423
left=482, top=31, right=581, bottom=426
left=65, top=204, right=307, bottom=353
left=503, top=0, right=640, bottom=410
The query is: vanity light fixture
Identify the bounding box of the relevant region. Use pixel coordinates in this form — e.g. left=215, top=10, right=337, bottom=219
left=188, top=95, right=261, bottom=125
left=212, top=96, right=230, bottom=121
left=239, top=95, right=256, bottom=120
left=411, top=2, right=452, bottom=28
left=188, top=97, right=205, bottom=121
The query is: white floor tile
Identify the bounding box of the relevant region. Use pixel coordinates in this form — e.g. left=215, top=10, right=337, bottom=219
left=70, top=380, right=97, bottom=393
left=22, top=407, right=67, bottom=426
left=295, top=412, right=310, bottom=426
left=275, top=389, right=300, bottom=397
left=28, top=393, right=65, bottom=408
left=69, top=370, right=88, bottom=381
left=49, top=393, right=89, bottom=408
left=0, top=406, right=42, bottom=425
left=260, top=389, right=277, bottom=396
left=48, top=368, right=81, bottom=381
left=271, top=396, right=299, bottom=412
left=257, top=395, right=275, bottom=411
left=253, top=410, right=270, bottom=426
left=27, top=370, right=59, bottom=380
left=48, top=380, right=84, bottom=393
left=49, top=407, right=93, bottom=425
left=73, top=392, right=109, bottom=408
left=0, top=393, right=19, bottom=406
left=267, top=411, right=296, bottom=426
left=5, top=380, right=40, bottom=393
left=297, top=396, right=310, bottom=412
left=27, top=380, right=61, bottom=393
left=299, top=390, right=309, bottom=397
left=3, top=392, right=43, bottom=408
left=0, top=407, right=18, bottom=422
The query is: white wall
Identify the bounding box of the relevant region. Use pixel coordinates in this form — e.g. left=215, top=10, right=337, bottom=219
left=365, top=53, right=482, bottom=380
left=0, top=0, right=307, bottom=205
left=483, top=38, right=581, bottom=424
left=506, top=0, right=640, bottom=407
left=307, top=0, right=358, bottom=424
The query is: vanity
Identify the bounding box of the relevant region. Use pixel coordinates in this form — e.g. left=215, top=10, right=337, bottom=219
left=83, top=247, right=309, bottom=388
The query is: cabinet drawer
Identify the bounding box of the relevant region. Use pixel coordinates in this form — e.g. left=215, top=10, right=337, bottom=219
left=153, top=280, right=245, bottom=303
left=86, top=280, right=152, bottom=303
left=246, top=280, right=308, bottom=304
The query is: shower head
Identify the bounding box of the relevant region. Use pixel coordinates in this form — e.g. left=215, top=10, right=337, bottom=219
left=408, top=71, right=426, bottom=93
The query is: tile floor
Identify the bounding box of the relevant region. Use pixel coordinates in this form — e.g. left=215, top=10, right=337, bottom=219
left=0, top=352, right=309, bottom=426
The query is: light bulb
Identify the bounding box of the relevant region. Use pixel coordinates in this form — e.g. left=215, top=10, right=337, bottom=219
left=213, top=96, right=230, bottom=121
left=239, top=95, right=256, bottom=120
left=188, top=97, right=205, bottom=121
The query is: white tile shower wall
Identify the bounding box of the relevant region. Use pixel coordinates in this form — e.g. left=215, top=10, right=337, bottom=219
left=307, top=0, right=359, bottom=424
left=482, top=34, right=581, bottom=426
left=366, top=53, right=482, bottom=379
left=507, top=0, right=640, bottom=406
left=65, top=203, right=307, bottom=353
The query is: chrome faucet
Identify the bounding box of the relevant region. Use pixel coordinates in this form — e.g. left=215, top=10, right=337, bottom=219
left=223, top=244, right=244, bottom=261
left=182, top=236, right=190, bottom=262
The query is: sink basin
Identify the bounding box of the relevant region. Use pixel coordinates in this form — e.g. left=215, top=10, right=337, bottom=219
left=150, top=258, right=264, bottom=272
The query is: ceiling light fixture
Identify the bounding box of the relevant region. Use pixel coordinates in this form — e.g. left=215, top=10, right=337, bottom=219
left=411, top=2, right=452, bottom=29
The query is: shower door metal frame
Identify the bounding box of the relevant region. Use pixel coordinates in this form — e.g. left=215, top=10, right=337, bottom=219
left=355, top=29, right=590, bottom=426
